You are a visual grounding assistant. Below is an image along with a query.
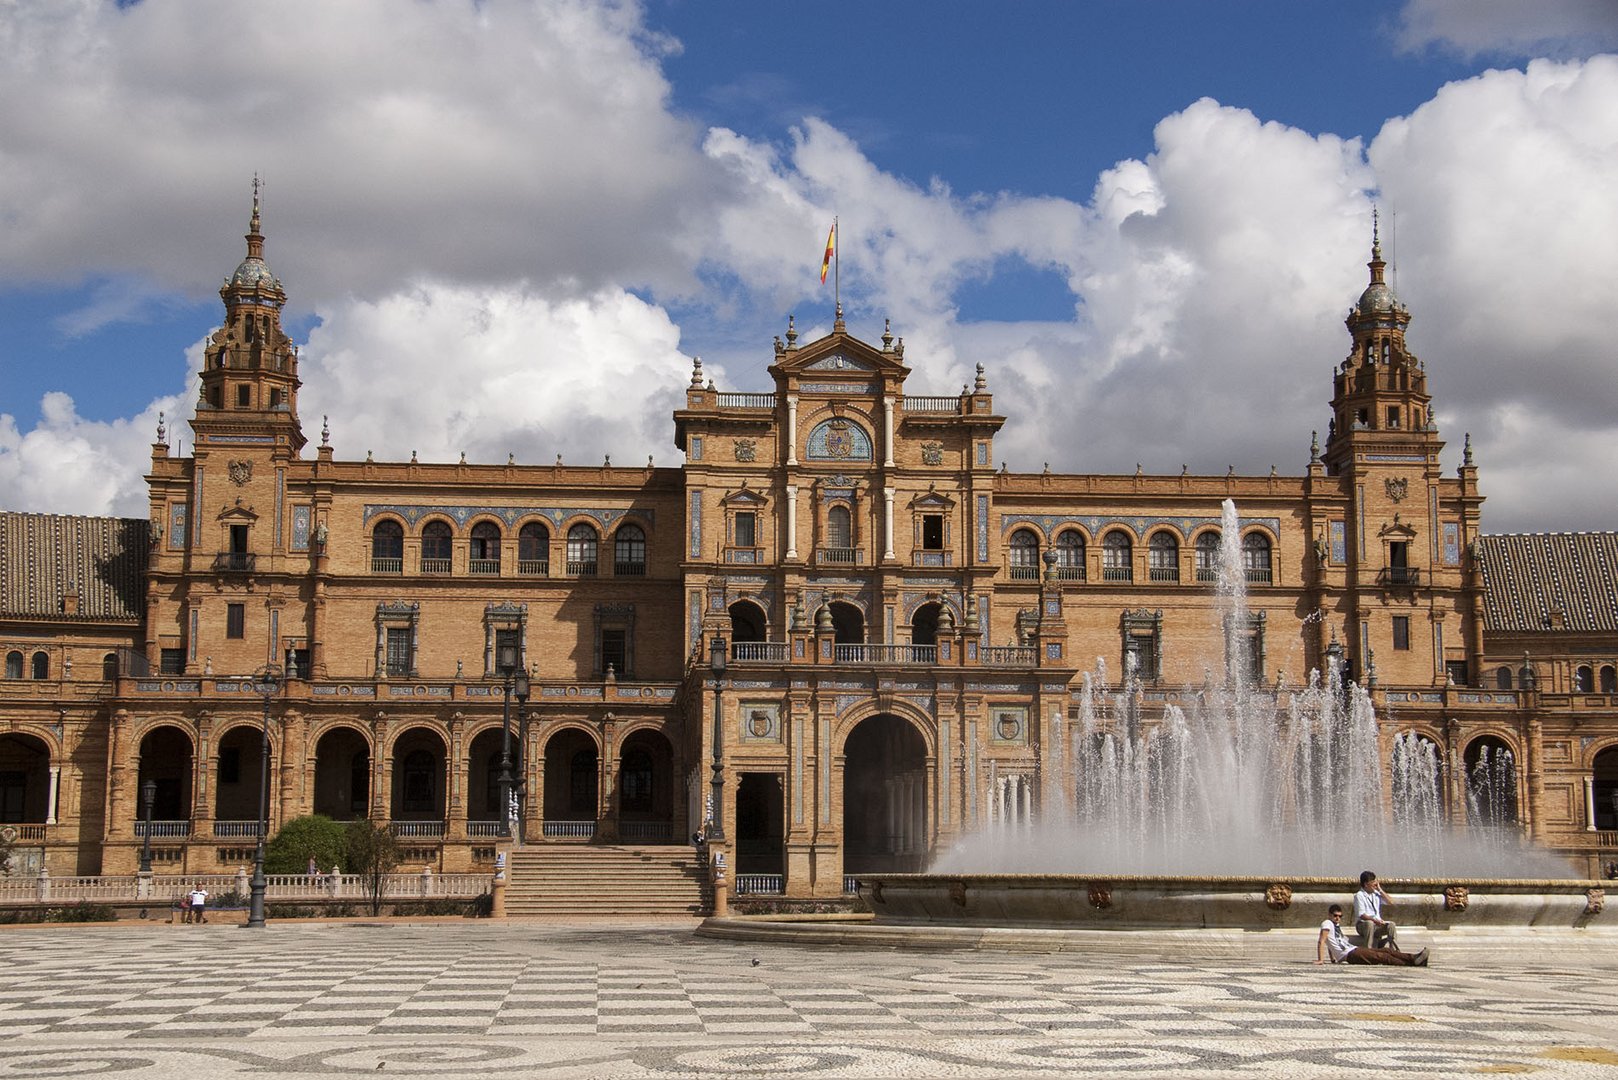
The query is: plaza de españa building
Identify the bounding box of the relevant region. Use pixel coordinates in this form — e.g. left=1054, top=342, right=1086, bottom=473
left=3, top=199, right=1617, bottom=895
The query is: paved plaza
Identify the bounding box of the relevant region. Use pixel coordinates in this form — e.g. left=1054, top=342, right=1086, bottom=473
left=1, top=921, right=1616, bottom=1078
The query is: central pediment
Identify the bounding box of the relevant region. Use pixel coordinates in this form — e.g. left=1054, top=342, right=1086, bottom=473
left=769, top=324, right=910, bottom=386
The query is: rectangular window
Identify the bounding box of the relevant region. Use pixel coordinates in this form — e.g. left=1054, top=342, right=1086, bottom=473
left=1389, top=541, right=1408, bottom=568
left=1445, top=660, right=1469, bottom=687
left=385, top=628, right=412, bottom=677
left=159, top=648, right=185, bottom=675
left=734, top=511, right=756, bottom=548
left=288, top=648, right=311, bottom=678
left=226, top=603, right=245, bottom=639
left=921, top=514, right=944, bottom=551
left=600, top=628, right=628, bottom=675
left=1392, top=616, right=1410, bottom=651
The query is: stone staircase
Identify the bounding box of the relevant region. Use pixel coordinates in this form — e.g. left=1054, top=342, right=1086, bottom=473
left=504, top=845, right=710, bottom=918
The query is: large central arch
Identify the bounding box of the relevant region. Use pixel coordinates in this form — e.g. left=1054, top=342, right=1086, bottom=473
left=842, top=713, right=930, bottom=873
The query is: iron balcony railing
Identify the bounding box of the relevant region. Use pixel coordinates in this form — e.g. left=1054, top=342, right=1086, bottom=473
left=211, top=552, right=255, bottom=572
left=542, top=819, right=597, bottom=839
left=833, top=644, right=938, bottom=665
left=732, top=642, right=789, bottom=662
left=1377, top=566, right=1418, bottom=587
left=735, top=874, right=784, bottom=895
left=371, top=556, right=403, bottom=574
left=388, top=820, right=446, bottom=838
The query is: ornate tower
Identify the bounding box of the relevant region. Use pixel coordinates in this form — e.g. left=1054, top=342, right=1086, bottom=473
left=192, top=180, right=305, bottom=453
left=1323, top=215, right=1431, bottom=471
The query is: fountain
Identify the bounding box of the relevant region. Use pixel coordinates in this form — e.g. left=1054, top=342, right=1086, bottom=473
left=855, top=501, right=1605, bottom=934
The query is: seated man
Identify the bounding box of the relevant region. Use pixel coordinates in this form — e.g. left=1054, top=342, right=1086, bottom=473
left=1353, top=869, right=1399, bottom=949
left=1317, top=904, right=1428, bottom=966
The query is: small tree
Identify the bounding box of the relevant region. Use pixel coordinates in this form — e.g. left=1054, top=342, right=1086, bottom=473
left=265, top=815, right=349, bottom=875
left=345, top=818, right=399, bottom=917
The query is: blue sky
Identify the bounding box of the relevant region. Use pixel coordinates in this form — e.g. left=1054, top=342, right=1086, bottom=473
left=2, top=0, right=1616, bottom=529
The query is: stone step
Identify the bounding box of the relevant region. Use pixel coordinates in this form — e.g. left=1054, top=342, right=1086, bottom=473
left=505, top=843, right=709, bottom=917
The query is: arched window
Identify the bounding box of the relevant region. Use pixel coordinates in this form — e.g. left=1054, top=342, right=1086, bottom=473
left=518, top=522, right=549, bottom=575
left=1495, top=666, right=1513, bottom=690
left=103, top=653, right=119, bottom=681
left=469, top=522, right=501, bottom=574
left=421, top=521, right=452, bottom=572
left=620, top=748, right=654, bottom=813
left=826, top=505, right=853, bottom=551
left=1009, top=528, right=1040, bottom=580
left=614, top=524, right=646, bottom=576
left=1195, top=532, right=1221, bottom=582
left=567, top=524, right=599, bottom=576
left=1242, top=533, right=1273, bottom=584
left=1595, top=746, right=1618, bottom=830
left=1055, top=530, right=1085, bottom=581
left=371, top=520, right=403, bottom=573
left=1575, top=665, right=1595, bottom=693
left=1464, top=736, right=1518, bottom=828
left=31, top=652, right=48, bottom=680
left=1602, top=665, right=1617, bottom=694
left=401, top=750, right=437, bottom=813
left=1148, top=532, right=1180, bottom=582
left=4, top=651, right=21, bottom=679
left=1102, top=531, right=1133, bottom=582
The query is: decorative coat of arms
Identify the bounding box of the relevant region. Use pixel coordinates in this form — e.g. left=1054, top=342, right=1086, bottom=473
left=734, top=439, right=756, bottom=462
left=1384, top=476, right=1408, bottom=503
left=228, top=460, right=253, bottom=487
left=825, top=419, right=854, bottom=458
left=921, top=442, right=944, bottom=466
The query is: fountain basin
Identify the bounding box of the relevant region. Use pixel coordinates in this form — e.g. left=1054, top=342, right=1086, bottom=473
left=859, top=874, right=1609, bottom=931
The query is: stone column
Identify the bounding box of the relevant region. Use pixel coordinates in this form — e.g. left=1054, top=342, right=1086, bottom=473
left=883, top=487, right=895, bottom=561
left=785, top=485, right=799, bottom=561
left=786, top=395, right=799, bottom=466
left=1585, top=775, right=1597, bottom=831
left=1525, top=717, right=1545, bottom=841
left=46, top=765, right=60, bottom=825
left=882, top=396, right=895, bottom=467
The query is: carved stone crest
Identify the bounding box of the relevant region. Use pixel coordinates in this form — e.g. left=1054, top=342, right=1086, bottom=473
left=869, top=880, right=883, bottom=905
left=949, top=881, right=968, bottom=907
left=1087, top=883, right=1113, bottom=910
left=824, top=418, right=854, bottom=458
left=1384, top=476, right=1408, bottom=503
left=1587, top=888, right=1606, bottom=916
left=1444, top=885, right=1469, bottom=912
left=921, top=441, right=944, bottom=466
left=227, top=460, right=253, bottom=487
left=734, top=439, right=756, bottom=463
left=1264, top=882, right=1292, bottom=910
left=747, top=709, right=771, bottom=738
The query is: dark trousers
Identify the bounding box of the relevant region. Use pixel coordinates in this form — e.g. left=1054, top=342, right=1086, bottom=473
left=1345, top=946, right=1419, bottom=966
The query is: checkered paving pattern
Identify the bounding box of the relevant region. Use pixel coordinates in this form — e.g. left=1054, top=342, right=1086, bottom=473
left=0, top=924, right=1615, bottom=1077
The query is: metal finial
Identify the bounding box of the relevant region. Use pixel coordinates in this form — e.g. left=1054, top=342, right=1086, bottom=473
left=321, top=415, right=329, bottom=446
left=251, top=173, right=262, bottom=232
left=1371, top=206, right=1381, bottom=259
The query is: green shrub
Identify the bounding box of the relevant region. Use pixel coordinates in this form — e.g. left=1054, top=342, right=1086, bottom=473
left=45, top=901, right=116, bottom=923
left=390, top=898, right=473, bottom=917
left=265, top=904, right=318, bottom=919
left=266, top=815, right=350, bottom=875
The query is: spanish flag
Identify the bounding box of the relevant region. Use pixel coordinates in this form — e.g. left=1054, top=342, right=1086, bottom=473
left=820, top=222, right=836, bottom=284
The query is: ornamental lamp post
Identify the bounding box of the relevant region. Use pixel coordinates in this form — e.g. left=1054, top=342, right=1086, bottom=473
left=496, top=642, right=526, bottom=840
left=247, top=664, right=283, bottom=929
left=511, top=668, right=530, bottom=842
left=708, top=635, right=727, bottom=843
left=138, top=779, right=157, bottom=874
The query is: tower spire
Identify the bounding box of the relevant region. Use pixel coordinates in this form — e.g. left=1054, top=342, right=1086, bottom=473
left=247, top=174, right=265, bottom=260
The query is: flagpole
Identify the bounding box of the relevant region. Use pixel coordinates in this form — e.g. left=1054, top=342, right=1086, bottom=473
left=833, top=215, right=840, bottom=323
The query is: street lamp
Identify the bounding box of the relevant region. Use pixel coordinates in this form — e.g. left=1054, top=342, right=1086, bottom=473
left=708, top=635, right=727, bottom=843
left=497, top=642, right=529, bottom=840
left=247, top=663, right=283, bottom=929
left=138, top=779, right=157, bottom=873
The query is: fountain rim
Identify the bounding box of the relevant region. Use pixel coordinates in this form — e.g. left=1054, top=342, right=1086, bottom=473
left=860, top=872, right=1604, bottom=890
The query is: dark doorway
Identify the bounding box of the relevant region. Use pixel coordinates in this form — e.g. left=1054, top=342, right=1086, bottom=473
left=829, top=601, right=864, bottom=645
left=313, top=727, right=370, bottom=820
left=544, top=729, right=599, bottom=822
left=736, top=773, right=784, bottom=875
left=728, top=601, right=767, bottom=643
left=137, top=727, right=194, bottom=821
left=842, top=714, right=929, bottom=873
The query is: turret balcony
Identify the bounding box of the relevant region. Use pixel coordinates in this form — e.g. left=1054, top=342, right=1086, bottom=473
left=211, top=552, right=255, bottom=573
left=1378, top=566, right=1421, bottom=587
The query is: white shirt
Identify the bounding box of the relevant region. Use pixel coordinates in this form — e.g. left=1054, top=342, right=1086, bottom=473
left=1321, top=918, right=1355, bottom=962
left=1353, top=887, right=1383, bottom=923
left=189, top=889, right=208, bottom=905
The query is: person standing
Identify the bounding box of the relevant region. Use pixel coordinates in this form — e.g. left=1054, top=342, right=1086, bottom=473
left=1318, top=904, right=1428, bottom=966
left=188, top=886, right=209, bottom=924
left=1353, top=870, right=1399, bottom=950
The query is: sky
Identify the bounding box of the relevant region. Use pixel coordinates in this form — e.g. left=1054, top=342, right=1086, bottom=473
left=2, top=0, right=1616, bottom=532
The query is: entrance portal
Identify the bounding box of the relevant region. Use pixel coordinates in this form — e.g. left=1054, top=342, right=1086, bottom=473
left=736, top=772, right=784, bottom=875
left=843, top=714, right=929, bottom=873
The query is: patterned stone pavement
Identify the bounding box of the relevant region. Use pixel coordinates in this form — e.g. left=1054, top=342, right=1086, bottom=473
left=0, top=921, right=1616, bottom=1078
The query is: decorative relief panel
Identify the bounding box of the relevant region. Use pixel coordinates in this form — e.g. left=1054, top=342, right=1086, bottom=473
left=990, top=706, right=1027, bottom=745
left=363, top=504, right=651, bottom=528
left=738, top=702, right=782, bottom=743
left=805, top=418, right=873, bottom=462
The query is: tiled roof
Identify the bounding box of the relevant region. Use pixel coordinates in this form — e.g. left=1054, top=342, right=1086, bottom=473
left=1477, top=532, right=1618, bottom=634
left=0, top=513, right=147, bottom=621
